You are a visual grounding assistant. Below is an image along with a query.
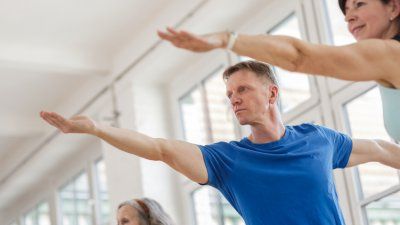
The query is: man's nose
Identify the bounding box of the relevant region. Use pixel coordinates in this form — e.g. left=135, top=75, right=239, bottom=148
left=230, top=94, right=241, bottom=105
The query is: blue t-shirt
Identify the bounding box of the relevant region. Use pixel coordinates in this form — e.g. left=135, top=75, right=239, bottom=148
left=198, top=123, right=353, bottom=225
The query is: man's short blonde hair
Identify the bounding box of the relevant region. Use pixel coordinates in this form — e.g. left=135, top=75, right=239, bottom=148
left=223, top=60, right=278, bottom=86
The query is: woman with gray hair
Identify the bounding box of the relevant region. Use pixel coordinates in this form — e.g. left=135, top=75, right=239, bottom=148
left=117, top=198, right=175, bottom=225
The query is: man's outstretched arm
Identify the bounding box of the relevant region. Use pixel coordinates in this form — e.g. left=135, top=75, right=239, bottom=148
left=347, top=139, right=400, bottom=169
left=40, top=111, right=208, bottom=183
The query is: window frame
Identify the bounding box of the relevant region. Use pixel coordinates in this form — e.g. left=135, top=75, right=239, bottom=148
left=331, top=81, right=400, bottom=225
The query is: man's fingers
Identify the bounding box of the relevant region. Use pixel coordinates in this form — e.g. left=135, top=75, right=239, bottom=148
left=48, top=115, right=63, bottom=127
left=51, top=112, right=67, bottom=124
left=157, top=30, right=172, bottom=40
left=43, top=117, right=57, bottom=127
left=72, top=115, right=86, bottom=120
left=166, top=27, right=179, bottom=35
left=40, top=111, right=71, bottom=132
left=44, top=116, right=61, bottom=129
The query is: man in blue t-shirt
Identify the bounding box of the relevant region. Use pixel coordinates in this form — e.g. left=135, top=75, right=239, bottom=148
left=41, top=61, right=400, bottom=225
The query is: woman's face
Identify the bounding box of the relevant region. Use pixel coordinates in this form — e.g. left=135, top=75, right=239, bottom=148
left=345, top=0, right=398, bottom=40
left=117, top=205, right=141, bottom=225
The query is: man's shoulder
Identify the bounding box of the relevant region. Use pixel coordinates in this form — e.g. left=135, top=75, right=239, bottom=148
left=199, top=140, right=242, bottom=150
left=290, top=123, right=349, bottom=142
left=288, top=122, right=320, bottom=133
left=288, top=123, right=338, bottom=141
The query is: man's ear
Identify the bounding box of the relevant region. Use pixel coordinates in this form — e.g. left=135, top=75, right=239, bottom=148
left=269, top=85, right=279, bottom=104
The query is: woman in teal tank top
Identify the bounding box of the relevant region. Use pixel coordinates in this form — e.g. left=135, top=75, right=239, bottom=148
left=158, top=0, right=400, bottom=141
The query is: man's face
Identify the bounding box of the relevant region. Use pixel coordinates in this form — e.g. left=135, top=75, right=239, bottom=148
left=225, top=70, right=275, bottom=125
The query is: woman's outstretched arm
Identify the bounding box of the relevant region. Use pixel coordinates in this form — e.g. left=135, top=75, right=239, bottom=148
left=158, top=28, right=400, bottom=87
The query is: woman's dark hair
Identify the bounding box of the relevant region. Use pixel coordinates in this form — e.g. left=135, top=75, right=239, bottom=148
left=338, top=0, right=391, bottom=14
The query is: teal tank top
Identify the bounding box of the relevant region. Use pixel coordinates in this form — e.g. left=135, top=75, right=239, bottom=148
left=379, top=34, right=400, bottom=142
left=379, top=85, right=400, bottom=142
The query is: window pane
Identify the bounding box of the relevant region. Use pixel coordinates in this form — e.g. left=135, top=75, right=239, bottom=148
left=75, top=173, right=89, bottom=192
left=192, top=187, right=244, bottom=225
left=38, top=214, right=51, bottom=225
left=63, top=215, right=74, bottom=225
left=24, top=202, right=51, bottom=225
left=95, top=160, right=110, bottom=225
left=59, top=172, right=93, bottom=225
left=24, top=210, right=36, bottom=225
left=345, top=87, right=399, bottom=198
left=268, top=14, right=311, bottom=112
left=180, top=87, right=209, bottom=144
left=38, top=202, right=49, bottom=213
left=324, top=0, right=355, bottom=45
left=204, top=69, right=238, bottom=142
left=38, top=203, right=50, bottom=225
left=365, top=191, right=400, bottom=225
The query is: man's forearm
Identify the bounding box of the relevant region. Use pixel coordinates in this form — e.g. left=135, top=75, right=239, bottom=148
left=93, top=124, right=163, bottom=161
left=91, top=124, right=208, bottom=183
left=377, top=139, right=400, bottom=169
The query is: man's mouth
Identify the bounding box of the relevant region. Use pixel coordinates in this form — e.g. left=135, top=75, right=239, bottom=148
left=235, top=109, right=246, bottom=114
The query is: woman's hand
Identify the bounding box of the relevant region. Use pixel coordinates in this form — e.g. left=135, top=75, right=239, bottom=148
left=157, top=27, right=228, bottom=52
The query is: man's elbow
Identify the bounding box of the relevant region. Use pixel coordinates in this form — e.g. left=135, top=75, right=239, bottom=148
left=154, top=138, right=174, bottom=164
left=375, top=139, right=400, bottom=169
left=141, top=138, right=166, bottom=162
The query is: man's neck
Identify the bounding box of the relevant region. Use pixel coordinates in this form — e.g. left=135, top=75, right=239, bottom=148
left=248, top=120, right=286, bottom=144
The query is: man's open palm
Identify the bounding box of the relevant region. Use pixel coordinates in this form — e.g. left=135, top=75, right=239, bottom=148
left=40, top=111, right=96, bottom=134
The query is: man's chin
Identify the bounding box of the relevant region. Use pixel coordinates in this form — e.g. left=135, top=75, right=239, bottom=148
left=237, top=119, right=248, bottom=125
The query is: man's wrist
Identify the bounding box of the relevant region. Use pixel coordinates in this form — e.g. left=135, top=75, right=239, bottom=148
left=89, top=120, right=101, bottom=136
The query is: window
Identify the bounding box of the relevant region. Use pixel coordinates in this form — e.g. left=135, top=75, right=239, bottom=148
left=192, top=187, right=244, bottom=225
left=179, top=86, right=209, bottom=145
left=94, top=159, right=110, bottom=225
left=59, top=172, right=93, bottom=225
left=324, top=0, right=355, bottom=46
left=267, top=14, right=312, bottom=112
left=179, top=67, right=239, bottom=145
left=344, top=87, right=400, bottom=224
left=179, top=67, right=243, bottom=225
left=365, top=191, right=400, bottom=225
left=23, top=202, right=51, bottom=225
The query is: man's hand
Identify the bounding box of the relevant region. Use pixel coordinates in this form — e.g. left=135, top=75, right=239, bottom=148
left=40, top=111, right=96, bottom=134
left=157, top=27, right=228, bottom=52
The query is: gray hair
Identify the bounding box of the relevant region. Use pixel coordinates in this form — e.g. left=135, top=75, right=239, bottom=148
left=118, top=198, right=175, bottom=225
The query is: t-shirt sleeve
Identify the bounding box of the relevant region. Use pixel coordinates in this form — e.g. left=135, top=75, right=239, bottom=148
left=316, top=125, right=353, bottom=169
left=197, top=142, right=234, bottom=189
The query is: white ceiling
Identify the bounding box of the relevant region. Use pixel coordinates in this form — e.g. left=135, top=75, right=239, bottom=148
left=0, top=0, right=272, bottom=217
